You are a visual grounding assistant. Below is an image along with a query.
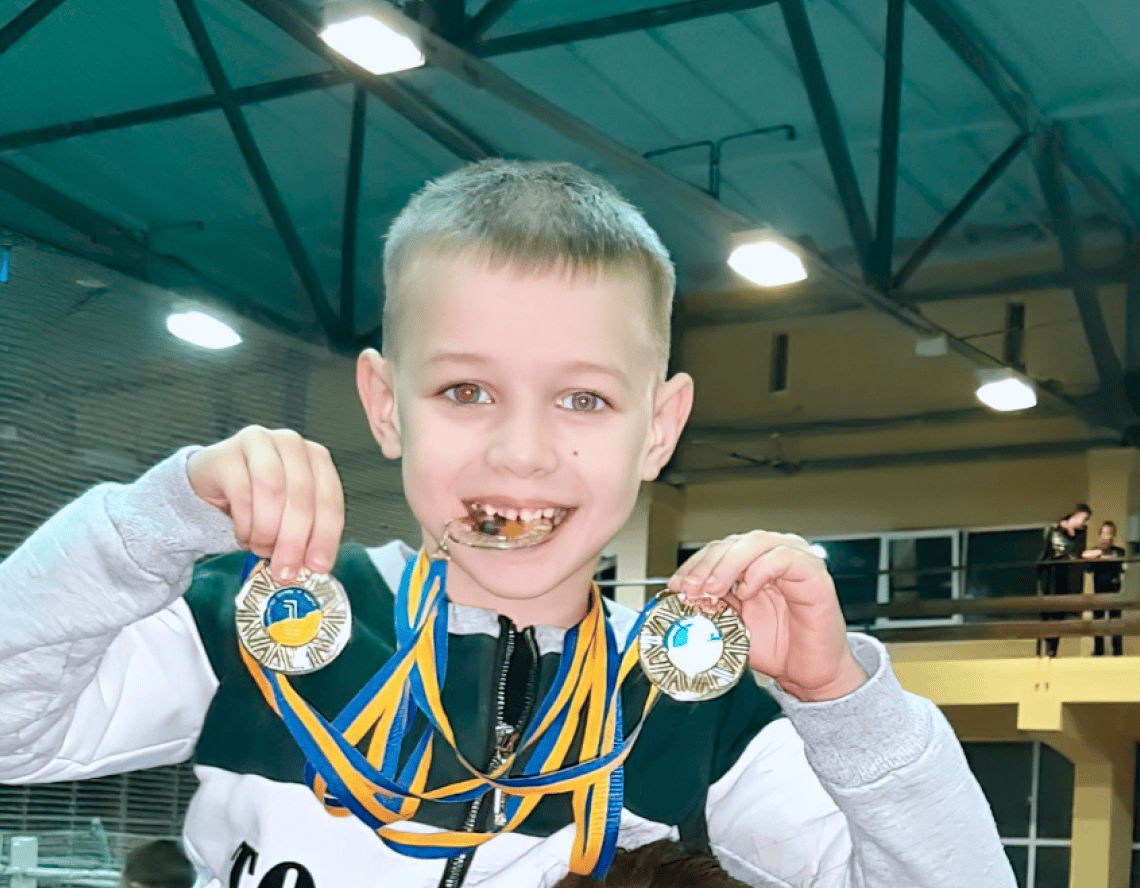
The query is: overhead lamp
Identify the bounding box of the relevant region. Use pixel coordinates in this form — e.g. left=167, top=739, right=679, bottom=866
left=167, top=310, right=241, bottom=350
left=728, top=238, right=808, bottom=287
left=976, top=376, right=1036, bottom=412
left=320, top=3, right=424, bottom=75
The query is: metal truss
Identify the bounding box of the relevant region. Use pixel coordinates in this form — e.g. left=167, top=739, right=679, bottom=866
left=778, top=0, right=874, bottom=284
left=908, top=0, right=1139, bottom=428
left=175, top=0, right=344, bottom=346
left=473, top=0, right=779, bottom=56
left=1, top=0, right=1138, bottom=434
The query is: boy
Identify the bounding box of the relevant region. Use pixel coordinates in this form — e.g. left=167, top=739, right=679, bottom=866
left=0, top=161, right=1013, bottom=887
left=1084, top=520, right=1127, bottom=656
left=120, top=841, right=196, bottom=888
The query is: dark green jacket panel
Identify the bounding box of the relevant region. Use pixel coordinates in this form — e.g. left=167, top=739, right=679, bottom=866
left=184, top=544, right=784, bottom=836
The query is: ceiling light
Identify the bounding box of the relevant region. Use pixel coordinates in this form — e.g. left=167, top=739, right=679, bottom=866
left=728, top=240, right=808, bottom=287
left=976, top=377, right=1036, bottom=412
left=320, top=14, right=424, bottom=75
left=167, top=311, right=241, bottom=350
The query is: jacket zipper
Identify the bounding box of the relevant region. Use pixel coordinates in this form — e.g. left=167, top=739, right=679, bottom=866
left=437, top=622, right=537, bottom=888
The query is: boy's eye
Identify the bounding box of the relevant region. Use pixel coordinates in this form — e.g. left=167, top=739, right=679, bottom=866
left=558, top=391, right=606, bottom=412
left=444, top=383, right=491, bottom=405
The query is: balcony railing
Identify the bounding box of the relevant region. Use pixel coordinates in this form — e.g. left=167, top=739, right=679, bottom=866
left=836, top=556, right=1140, bottom=644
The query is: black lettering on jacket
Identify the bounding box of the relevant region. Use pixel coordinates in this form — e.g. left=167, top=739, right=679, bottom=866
left=229, top=842, right=314, bottom=888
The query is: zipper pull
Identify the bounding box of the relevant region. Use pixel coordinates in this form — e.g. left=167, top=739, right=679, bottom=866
left=493, top=787, right=507, bottom=828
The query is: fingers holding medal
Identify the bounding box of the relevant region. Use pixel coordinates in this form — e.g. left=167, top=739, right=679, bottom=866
left=665, top=531, right=866, bottom=703
left=236, top=559, right=352, bottom=674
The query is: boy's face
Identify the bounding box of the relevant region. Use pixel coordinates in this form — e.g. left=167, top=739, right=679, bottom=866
left=358, top=253, right=693, bottom=625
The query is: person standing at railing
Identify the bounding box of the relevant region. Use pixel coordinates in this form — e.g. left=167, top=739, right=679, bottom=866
left=1037, top=504, right=1091, bottom=657
left=1083, top=520, right=1127, bottom=657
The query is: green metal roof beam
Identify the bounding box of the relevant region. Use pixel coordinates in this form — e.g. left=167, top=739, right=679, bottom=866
left=892, top=133, right=1030, bottom=290
left=475, top=0, right=779, bottom=55
left=467, top=0, right=519, bottom=40
left=0, top=0, right=67, bottom=57
left=175, top=0, right=344, bottom=347
left=341, top=86, right=367, bottom=343
left=0, top=160, right=322, bottom=345
left=910, top=0, right=1137, bottom=232
left=239, top=0, right=494, bottom=162
left=0, top=71, right=351, bottom=154
left=1032, top=127, right=1134, bottom=426
left=779, top=0, right=875, bottom=284
left=871, top=0, right=905, bottom=291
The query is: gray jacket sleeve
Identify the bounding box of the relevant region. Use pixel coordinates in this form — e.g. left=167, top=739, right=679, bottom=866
left=706, top=635, right=1015, bottom=888
left=0, top=447, right=237, bottom=781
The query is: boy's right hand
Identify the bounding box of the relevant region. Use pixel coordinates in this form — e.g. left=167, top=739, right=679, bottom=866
left=187, top=426, right=345, bottom=582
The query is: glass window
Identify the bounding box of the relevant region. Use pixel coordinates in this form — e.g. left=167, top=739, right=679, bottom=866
left=1033, top=846, right=1070, bottom=888
left=962, top=742, right=1032, bottom=837
left=966, top=528, right=1043, bottom=600
left=814, top=538, right=880, bottom=623
left=888, top=535, right=954, bottom=603
left=1036, top=745, right=1073, bottom=840
left=1004, top=845, right=1028, bottom=888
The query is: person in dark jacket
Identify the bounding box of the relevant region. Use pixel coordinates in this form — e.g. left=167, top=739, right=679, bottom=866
left=1083, top=520, right=1127, bottom=656
left=1037, top=504, right=1091, bottom=657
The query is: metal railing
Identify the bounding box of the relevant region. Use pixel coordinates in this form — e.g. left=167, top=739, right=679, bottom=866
left=1, top=837, right=119, bottom=888
left=598, top=555, right=1140, bottom=645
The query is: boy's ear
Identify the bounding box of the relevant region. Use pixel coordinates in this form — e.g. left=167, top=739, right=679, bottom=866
left=640, top=372, right=694, bottom=481
left=356, top=348, right=403, bottom=459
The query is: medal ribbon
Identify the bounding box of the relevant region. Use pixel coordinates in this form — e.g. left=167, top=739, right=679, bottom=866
left=237, top=551, right=661, bottom=877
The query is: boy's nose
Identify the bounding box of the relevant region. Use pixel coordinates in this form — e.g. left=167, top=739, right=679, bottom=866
left=485, top=406, right=559, bottom=477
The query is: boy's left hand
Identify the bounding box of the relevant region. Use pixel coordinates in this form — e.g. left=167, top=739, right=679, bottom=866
left=667, top=531, right=867, bottom=702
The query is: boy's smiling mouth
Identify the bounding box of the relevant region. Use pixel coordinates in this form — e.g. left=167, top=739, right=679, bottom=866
left=446, top=499, right=574, bottom=549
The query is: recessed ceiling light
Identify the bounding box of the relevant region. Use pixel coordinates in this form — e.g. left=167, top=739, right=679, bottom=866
left=728, top=240, right=808, bottom=287
left=167, top=310, right=241, bottom=350
left=320, top=14, right=424, bottom=75
left=976, top=377, right=1036, bottom=412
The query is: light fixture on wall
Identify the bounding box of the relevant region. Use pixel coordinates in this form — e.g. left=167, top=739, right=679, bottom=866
left=975, top=373, right=1036, bottom=412
left=320, top=1, right=424, bottom=75
left=727, top=233, right=808, bottom=287
left=167, top=310, right=242, bottom=350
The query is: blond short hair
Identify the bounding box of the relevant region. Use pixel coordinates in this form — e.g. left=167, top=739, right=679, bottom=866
left=382, top=160, right=675, bottom=372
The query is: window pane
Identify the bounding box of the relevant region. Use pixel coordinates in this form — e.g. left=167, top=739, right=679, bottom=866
left=1004, top=844, right=1028, bottom=888
left=816, top=539, right=880, bottom=624
left=962, top=742, right=1032, bottom=837
left=1134, top=744, right=1140, bottom=843
left=889, top=536, right=953, bottom=602
left=1036, top=745, right=1074, bottom=840
left=967, top=529, right=1042, bottom=599
left=1033, top=846, right=1070, bottom=888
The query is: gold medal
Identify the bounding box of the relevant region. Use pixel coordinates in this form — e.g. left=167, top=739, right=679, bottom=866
left=235, top=561, right=352, bottom=674
left=637, top=593, right=750, bottom=702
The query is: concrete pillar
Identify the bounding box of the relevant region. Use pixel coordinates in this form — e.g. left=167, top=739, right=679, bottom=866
left=607, top=482, right=685, bottom=611
left=1032, top=706, right=1135, bottom=888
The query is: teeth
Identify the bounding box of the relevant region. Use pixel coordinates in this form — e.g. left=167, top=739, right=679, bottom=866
left=466, top=502, right=571, bottom=526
